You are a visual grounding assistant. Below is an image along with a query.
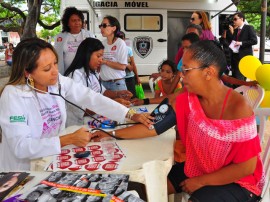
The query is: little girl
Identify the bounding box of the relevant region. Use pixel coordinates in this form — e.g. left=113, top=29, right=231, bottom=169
left=154, top=59, right=182, bottom=98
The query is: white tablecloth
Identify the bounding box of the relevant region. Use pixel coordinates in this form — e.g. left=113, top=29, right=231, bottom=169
left=30, top=104, right=176, bottom=201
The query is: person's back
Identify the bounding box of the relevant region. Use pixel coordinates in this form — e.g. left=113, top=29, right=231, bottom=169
left=118, top=31, right=140, bottom=98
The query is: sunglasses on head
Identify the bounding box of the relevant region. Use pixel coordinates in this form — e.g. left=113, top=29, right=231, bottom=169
left=98, top=23, right=112, bottom=29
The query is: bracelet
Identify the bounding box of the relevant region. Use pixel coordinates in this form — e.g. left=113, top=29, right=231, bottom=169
left=126, top=108, right=137, bottom=120
left=143, top=98, right=150, bottom=105
left=111, top=131, right=116, bottom=137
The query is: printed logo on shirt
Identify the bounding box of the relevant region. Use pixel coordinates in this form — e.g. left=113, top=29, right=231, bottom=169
left=57, top=37, right=63, bottom=42
left=10, top=115, right=26, bottom=123
left=111, top=45, right=117, bottom=51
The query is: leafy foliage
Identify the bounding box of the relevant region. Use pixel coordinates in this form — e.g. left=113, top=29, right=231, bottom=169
left=0, top=0, right=269, bottom=40
left=0, top=0, right=61, bottom=39
left=237, top=0, right=270, bottom=38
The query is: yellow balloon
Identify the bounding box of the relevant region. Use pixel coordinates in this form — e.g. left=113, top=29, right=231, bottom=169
left=260, top=90, right=270, bottom=108
left=239, top=56, right=261, bottom=80
left=256, top=64, right=270, bottom=90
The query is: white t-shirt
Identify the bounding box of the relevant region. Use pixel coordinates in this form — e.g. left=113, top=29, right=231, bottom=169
left=63, top=32, right=84, bottom=70
left=35, top=92, right=62, bottom=138
left=100, top=38, right=128, bottom=81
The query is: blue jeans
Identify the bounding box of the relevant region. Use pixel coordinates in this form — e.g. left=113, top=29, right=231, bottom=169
left=102, top=79, right=127, bottom=91
left=6, top=61, right=12, bottom=66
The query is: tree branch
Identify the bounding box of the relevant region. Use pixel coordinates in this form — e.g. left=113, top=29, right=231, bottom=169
left=0, top=2, right=26, bottom=20
left=37, top=19, right=60, bottom=29
left=0, top=25, right=22, bottom=33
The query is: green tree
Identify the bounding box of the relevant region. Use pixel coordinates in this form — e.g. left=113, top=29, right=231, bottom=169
left=237, top=0, right=270, bottom=38
left=0, top=0, right=60, bottom=40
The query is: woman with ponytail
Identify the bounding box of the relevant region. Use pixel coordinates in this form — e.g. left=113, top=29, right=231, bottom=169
left=98, top=15, right=128, bottom=91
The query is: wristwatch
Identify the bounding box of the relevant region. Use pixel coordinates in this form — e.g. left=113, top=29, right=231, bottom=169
left=126, top=108, right=137, bottom=120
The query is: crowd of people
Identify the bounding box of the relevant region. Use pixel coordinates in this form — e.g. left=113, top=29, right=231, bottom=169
left=0, top=6, right=264, bottom=202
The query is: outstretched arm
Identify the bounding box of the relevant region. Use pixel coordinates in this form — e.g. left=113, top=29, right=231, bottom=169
left=221, top=74, right=258, bottom=86
left=168, top=72, right=182, bottom=94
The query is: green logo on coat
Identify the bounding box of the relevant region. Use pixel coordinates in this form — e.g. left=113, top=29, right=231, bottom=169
left=10, top=115, right=26, bottom=123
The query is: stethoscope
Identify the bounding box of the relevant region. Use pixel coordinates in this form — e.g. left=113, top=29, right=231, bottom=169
left=87, top=70, right=102, bottom=94
left=26, top=75, right=137, bottom=140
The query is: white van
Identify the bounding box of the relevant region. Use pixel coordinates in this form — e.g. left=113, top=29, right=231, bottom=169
left=60, top=0, right=237, bottom=75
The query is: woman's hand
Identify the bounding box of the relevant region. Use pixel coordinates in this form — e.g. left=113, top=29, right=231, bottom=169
left=131, top=113, right=154, bottom=128
left=131, top=98, right=144, bottom=106
left=180, top=177, right=204, bottom=195
left=60, top=127, right=97, bottom=147
left=245, top=80, right=259, bottom=87
left=150, top=72, right=161, bottom=81
left=117, top=90, right=133, bottom=100
left=114, top=98, right=131, bottom=107
left=136, top=77, right=141, bottom=84
left=92, top=130, right=111, bottom=142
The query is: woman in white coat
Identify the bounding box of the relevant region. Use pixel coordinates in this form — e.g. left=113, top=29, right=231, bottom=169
left=0, top=38, right=152, bottom=171
left=54, top=7, right=95, bottom=75
left=64, top=38, right=133, bottom=127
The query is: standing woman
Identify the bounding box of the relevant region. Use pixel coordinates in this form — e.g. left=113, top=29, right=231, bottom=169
left=190, top=11, right=215, bottom=40
left=54, top=7, right=94, bottom=75
left=5, top=43, right=14, bottom=66
left=0, top=38, right=152, bottom=171
left=64, top=38, right=133, bottom=127
left=99, top=15, right=128, bottom=91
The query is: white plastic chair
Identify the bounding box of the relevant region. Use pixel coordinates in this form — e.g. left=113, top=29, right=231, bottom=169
left=149, top=77, right=161, bottom=96
left=254, top=108, right=270, bottom=202
left=234, top=84, right=265, bottom=109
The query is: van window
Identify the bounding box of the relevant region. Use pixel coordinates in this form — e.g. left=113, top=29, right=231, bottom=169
left=124, top=14, right=163, bottom=32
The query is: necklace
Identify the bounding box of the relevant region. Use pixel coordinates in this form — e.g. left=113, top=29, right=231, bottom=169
left=70, top=32, right=81, bottom=42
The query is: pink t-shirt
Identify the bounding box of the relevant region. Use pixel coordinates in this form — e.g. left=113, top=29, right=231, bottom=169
left=175, top=92, right=264, bottom=196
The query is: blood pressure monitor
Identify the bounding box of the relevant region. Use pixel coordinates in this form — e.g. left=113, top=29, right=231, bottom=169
left=150, top=98, right=176, bottom=134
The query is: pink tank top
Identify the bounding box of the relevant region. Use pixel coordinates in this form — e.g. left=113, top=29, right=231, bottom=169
left=175, top=92, right=264, bottom=195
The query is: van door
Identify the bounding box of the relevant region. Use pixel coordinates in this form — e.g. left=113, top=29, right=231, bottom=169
left=119, top=9, right=167, bottom=76
left=167, top=11, right=192, bottom=62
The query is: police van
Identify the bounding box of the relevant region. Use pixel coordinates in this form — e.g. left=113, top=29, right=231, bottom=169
left=60, top=0, right=238, bottom=75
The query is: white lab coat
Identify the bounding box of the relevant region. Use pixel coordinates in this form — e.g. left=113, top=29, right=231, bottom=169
left=54, top=29, right=94, bottom=75
left=0, top=74, right=128, bottom=171
left=66, top=68, right=107, bottom=127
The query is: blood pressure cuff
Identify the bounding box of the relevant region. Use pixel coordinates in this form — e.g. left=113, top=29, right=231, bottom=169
left=150, top=100, right=176, bottom=135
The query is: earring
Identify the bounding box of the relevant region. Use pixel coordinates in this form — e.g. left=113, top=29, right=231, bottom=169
left=28, top=76, right=34, bottom=87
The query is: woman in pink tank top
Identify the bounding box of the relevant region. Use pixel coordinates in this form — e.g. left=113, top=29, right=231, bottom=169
left=94, top=40, right=264, bottom=202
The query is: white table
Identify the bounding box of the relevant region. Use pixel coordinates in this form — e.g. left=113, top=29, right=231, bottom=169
left=30, top=104, right=176, bottom=201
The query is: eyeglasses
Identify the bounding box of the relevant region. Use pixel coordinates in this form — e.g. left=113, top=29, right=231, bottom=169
left=190, top=17, right=195, bottom=21
left=233, top=17, right=240, bottom=21
left=181, top=65, right=207, bottom=75
left=98, top=23, right=112, bottom=29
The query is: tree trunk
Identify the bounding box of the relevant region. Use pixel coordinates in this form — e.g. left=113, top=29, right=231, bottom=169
left=21, top=0, right=43, bottom=40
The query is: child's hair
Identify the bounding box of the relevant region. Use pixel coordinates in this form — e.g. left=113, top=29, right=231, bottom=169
left=158, top=59, right=178, bottom=74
